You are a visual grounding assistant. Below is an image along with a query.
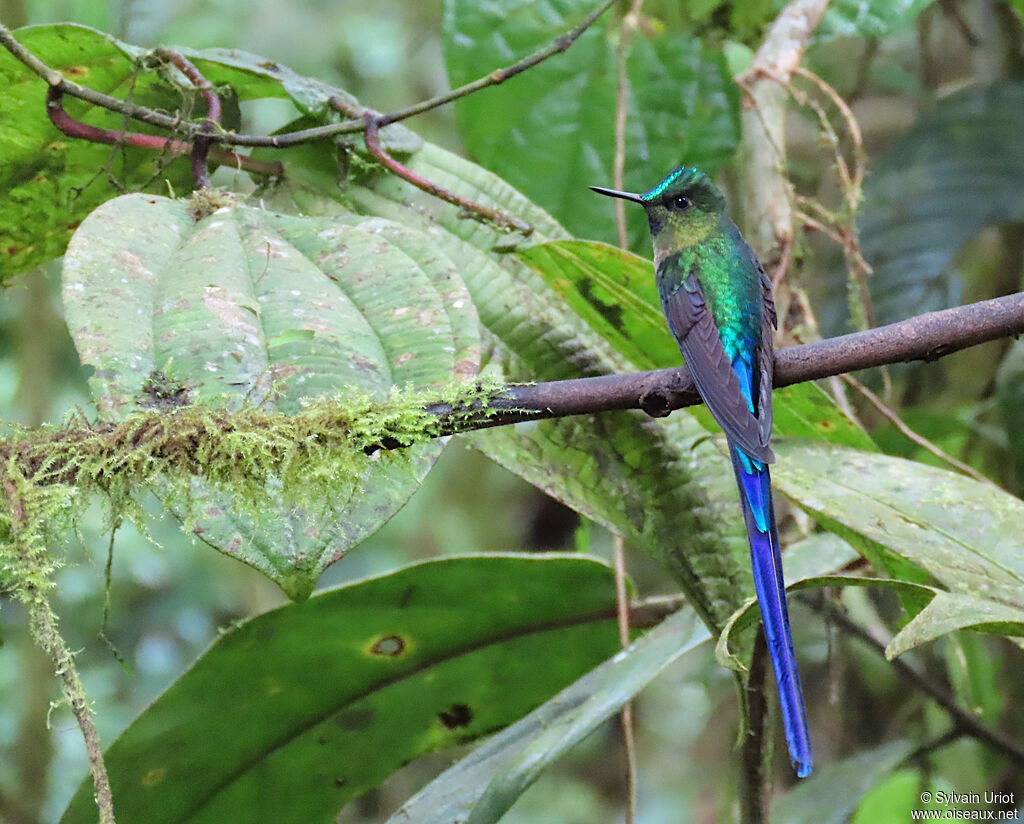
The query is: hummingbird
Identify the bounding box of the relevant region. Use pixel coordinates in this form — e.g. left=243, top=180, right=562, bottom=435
left=591, top=166, right=812, bottom=778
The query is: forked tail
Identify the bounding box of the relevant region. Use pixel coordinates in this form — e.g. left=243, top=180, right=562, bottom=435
left=730, top=447, right=813, bottom=778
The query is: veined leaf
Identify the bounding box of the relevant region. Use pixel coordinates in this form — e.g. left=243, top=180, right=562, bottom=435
left=442, top=0, right=739, bottom=246
left=772, top=440, right=1024, bottom=605
left=62, top=194, right=479, bottom=598
left=60, top=555, right=622, bottom=824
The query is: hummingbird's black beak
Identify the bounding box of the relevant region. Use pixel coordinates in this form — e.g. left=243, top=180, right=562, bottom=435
left=589, top=186, right=644, bottom=204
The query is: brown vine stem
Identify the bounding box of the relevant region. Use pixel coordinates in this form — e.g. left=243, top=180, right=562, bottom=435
left=150, top=48, right=222, bottom=187
left=357, top=109, right=532, bottom=235
left=0, top=0, right=617, bottom=150
left=44, top=86, right=282, bottom=178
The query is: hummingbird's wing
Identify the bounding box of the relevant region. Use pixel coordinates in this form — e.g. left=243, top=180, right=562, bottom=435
left=756, top=261, right=777, bottom=448
left=662, top=273, right=775, bottom=464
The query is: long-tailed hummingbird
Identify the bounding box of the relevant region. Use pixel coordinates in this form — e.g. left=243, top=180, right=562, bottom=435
left=591, top=166, right=813, bottom=778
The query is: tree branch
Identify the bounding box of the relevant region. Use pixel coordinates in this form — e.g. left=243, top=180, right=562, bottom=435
left=418, top=290, right=1024, bottom=439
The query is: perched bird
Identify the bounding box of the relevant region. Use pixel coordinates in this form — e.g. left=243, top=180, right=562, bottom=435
left=591, top=166, right=812, bottom=778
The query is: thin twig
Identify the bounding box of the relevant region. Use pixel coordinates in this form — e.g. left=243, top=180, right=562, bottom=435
left=612, top=535, right=638, bottom=824
left=806, top=593, right=1024, bottom=767
left=842, top=374, right=997, bottom=487
left=358, top=111, right=531, bottom=235
left=0, top=0, right=617, bottom=150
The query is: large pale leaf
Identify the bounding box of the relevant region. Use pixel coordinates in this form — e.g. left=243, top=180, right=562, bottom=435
left=60, top=555, right=622, bottom=824
left=772, top=441, right=1024, bottom=605
left=384, top=607, right=710, bottom=824
left=62, top=193, right=478, bottom=597
left=442, top=0, right=739, bottom=246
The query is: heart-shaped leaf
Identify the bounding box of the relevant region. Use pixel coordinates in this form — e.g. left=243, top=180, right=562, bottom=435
left=62, top=193, right=478, bottom=597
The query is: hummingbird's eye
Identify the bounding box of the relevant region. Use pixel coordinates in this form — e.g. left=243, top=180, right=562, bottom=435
left=671, top=195, right=690, bottom=211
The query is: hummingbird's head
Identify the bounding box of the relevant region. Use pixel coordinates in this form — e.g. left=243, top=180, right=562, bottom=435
left=590, top=166, right=728, bottom=263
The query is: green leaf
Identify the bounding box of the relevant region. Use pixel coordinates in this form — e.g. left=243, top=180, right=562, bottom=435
left=442, top=0, right=739, bottom=245
left=61, top=194, right=478, bottom=597
left=383, top=607, right=710, bottom=824
left=855, top=81, right=1024, bottom=327
left=814, top=0, right=935, bottom=42
left=851, top=770, right=953, bottom=824
left=772, top=740, right=916, bottom=824
left=772, top=441, right=1024, bottom=606
left=60, top=554, right=623, bottom=824
left=516, top=240, right=876, bottom=450
left=886, top=591, right=1024, bottom=659
left=0, top=24, right=192, bottom=279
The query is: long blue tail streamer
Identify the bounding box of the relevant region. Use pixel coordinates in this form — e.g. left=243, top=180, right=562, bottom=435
left=731, top=448, right=813, bottom=778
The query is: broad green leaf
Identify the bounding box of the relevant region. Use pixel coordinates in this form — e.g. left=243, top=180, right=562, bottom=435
left=772, top=441, right=1024, bottom=606
left=814, top=0, right=935, bottom=42
left=384, top=607, right=710, bottom=824
left=60, top=554, right=622, bottom=824
left=442, top=0, right=739, bottom=246
left=771, top=740, right=916, bottom=824
left=517, top=240, right=876, bottom=450
left=854, top=81, right=1024, bottom=327
left=0, top=24, right=192, bottom=278
left=62, top=193, right=478, bottom=597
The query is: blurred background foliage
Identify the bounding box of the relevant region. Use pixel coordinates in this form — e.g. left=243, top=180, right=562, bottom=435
left=1, top=0, right=1024, bottom=822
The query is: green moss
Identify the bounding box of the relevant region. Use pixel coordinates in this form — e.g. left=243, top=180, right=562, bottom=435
left=0, top=377, right=504, bottom=603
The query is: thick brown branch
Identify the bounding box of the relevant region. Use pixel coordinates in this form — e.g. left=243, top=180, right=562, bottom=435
left=421, top=291, right=1024, bottom=437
